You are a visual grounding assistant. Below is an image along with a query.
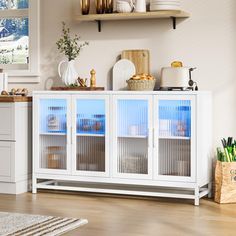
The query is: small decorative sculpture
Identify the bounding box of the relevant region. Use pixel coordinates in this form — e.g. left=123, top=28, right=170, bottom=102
left=77, top=77, right=88, bottom=87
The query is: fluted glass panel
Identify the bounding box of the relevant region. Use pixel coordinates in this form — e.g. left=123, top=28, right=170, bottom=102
left=117, top=99, right=148, bottom=175
left=77, top=136, right=105, bottom=172
left=158, top=100, right=191, bottom=177
left=39, top=99, right=67, bottom=170
left=76, top=99, right=106, bottom=172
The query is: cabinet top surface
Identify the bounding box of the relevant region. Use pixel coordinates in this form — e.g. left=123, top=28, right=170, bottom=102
left=0, top=96, right=32, bottom=103
left=33, top=90, right=211, bottom=96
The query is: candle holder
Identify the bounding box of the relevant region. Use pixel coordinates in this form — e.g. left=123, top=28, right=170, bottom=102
left=80, top=0, right=90, bottom=15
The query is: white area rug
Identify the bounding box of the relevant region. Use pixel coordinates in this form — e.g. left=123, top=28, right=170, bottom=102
left=0, top=212, right=88, bottom=236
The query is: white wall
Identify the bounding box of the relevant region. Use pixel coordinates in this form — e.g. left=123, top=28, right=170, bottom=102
left=10, top=0, right=236, bottom=147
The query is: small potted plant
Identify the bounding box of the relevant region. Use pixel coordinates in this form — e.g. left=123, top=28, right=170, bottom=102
left=56, top=22, right=88, bottom=86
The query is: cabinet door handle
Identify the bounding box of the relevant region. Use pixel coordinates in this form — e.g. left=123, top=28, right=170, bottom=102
left=153, top=128, right=156, bottom=148
left=71, top=127, right=73, bottom=145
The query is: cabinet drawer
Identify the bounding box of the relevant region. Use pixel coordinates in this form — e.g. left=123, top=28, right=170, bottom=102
left=0, top=142, right=14, bottom=182
left=0, top=104, right=14, bottom=140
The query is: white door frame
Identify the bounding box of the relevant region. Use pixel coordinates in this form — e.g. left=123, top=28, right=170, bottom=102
left=112, top=94, right=153, bottom=180
left=153, top=95, right=196, bottom=182
left=71, top=94, right=110, bottom=177
left=33, top=94, right=72, bottom=175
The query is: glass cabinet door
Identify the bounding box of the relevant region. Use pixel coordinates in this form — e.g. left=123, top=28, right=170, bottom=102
left=72, top=96, right=109, bottom=177
left=113, top=96, right=152, bottom=179
left=154, top=95, right=195, bottom=182
left=37, top=97, right=71, bottom=174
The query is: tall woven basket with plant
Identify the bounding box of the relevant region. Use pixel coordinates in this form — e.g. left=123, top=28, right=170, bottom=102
left=215, top=137, right=236, bottom=203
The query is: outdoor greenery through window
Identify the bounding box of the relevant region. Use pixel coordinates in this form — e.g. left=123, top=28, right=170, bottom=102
left=0, top=0, right=29, bottom=66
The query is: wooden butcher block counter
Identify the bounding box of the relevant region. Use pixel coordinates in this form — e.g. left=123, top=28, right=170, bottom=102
left=0, top=96, right=32, bottom=103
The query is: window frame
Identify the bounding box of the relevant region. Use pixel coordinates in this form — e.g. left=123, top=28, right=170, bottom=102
left=0, top=0, right=40, bottom=83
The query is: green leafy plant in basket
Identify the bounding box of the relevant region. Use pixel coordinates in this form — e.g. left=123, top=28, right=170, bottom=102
left=217, top=137, right=236, bottom=162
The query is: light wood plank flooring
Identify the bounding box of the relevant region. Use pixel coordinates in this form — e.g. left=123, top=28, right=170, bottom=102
left=0, top=192, right=235, bottom=236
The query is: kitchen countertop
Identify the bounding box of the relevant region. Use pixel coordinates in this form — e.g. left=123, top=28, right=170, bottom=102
left=33, top=90, right=211, bottom=95
left=0, top=96, right=32, bottom=103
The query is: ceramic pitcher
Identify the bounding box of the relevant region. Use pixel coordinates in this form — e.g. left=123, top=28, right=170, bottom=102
left=58, top=60, right=78, bottom=86
left=134, top=0, right=146, bottom=12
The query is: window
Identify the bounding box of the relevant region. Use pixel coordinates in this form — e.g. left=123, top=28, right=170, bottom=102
left=0, top=0, right=39, bottom=82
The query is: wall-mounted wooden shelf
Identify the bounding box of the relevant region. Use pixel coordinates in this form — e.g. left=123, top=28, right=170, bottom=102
left=75, top=10, right=190, bottom=32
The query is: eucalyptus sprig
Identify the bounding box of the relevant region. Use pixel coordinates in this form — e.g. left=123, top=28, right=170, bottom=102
left=56, top=22, right=88, bottom=61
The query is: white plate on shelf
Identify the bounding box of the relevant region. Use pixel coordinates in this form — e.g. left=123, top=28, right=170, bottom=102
left=113, top=59, right=136, bottom=91
left=151, top=0, right=180, bottom=3
left=151, top=1, right=180, bottom=3
left=150, top=4, right=180, bottom=7
left=150, top=0, right=181, bottom=9
left=150, top=5, right=181, bottom=10
left=151, top=0, right=180, bottom=2
left=150, top=2, right=180, bottom=5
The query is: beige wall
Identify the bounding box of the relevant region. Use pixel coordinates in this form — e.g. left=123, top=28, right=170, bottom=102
left=10, top=0, right=236, bottom=147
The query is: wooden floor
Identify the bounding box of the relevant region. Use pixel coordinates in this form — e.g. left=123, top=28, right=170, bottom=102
left=0, top=192, right=235, bottom=236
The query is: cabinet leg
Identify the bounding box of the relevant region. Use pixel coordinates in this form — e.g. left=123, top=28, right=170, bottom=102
left=194, top=198, right=199, bottom=206
left=194, top=187, right=200, bottom=206
left=32, top=177, right=37, bottom=194
left=208, top=182, right=212, bottom=198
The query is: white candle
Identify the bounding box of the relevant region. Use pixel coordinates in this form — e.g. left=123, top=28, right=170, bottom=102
left=0, top=70, right=8, bottom=92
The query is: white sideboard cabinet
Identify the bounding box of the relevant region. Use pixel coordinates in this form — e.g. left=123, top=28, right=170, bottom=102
left=0, top=98, right=32, bottom=194
left=33, top=91, right=212, bottom=205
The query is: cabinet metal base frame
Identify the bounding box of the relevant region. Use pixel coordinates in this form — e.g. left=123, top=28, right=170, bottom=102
left=33, top=179, right=211, bottom=206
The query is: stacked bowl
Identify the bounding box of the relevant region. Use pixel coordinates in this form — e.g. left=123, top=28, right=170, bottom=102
left=150, top=0, right=181, bottom=11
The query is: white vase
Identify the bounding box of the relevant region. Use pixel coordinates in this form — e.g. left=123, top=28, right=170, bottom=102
left=134, top=0, right=146, bottom=12
left=58, top=60, right=78, bottom=86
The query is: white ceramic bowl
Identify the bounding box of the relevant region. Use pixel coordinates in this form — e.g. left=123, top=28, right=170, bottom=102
left=116, top=1, right=133, bottom=13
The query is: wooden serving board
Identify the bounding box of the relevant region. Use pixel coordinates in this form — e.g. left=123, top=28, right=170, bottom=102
left=121, top=50, right=150, bottom=75
left=0, top=96, right=32, bottom=103
left=51, top=87, right=105, bottom=91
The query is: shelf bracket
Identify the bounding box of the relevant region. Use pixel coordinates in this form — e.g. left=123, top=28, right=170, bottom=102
left=96, top=20, right=102, bottom=32
left=171, top=17, right=176, bottom=29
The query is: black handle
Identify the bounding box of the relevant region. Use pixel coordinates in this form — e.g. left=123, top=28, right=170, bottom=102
left=188, top=67, right=197, bottom=90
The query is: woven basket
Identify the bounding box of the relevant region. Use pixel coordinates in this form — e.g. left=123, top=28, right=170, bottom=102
left=126, top=79, right=156, bottom=91
left=215, top=161, right=236, bottom=203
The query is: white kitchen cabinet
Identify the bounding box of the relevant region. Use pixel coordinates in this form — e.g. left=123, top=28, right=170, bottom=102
left=0, top=142, right=13, bottom=181
left=0, top=104, right=14, bottom=141
left=33, top=91, right=212, bottom=205
left=0, top=100, right=32, bottom=194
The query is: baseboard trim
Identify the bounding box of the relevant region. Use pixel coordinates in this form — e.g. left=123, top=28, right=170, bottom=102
left=0, top=179, right=31, bottom=194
